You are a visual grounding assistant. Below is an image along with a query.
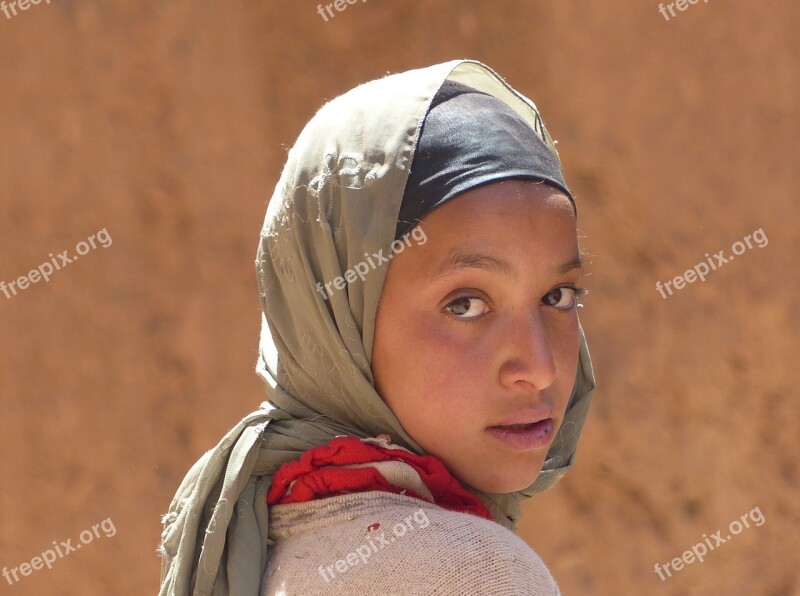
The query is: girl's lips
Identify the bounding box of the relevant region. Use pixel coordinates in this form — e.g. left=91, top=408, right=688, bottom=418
left=486, top=419, right=555, bottom=451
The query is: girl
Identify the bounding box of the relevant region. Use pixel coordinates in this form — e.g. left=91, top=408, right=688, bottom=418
left=158, top=59, right=596, bottom=595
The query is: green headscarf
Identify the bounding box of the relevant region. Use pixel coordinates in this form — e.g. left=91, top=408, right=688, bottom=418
left=158, top=58, right=596, bottom=596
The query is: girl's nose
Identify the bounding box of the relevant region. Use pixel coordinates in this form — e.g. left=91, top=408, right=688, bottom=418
left=498, top=310, right=557, bottom=391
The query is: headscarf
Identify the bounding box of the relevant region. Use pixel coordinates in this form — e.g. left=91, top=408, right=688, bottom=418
left=158, top=59, right=596, bottom=596
left=396, top=79, right=575, bottom=240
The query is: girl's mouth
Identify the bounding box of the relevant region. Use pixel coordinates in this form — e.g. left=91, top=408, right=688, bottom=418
left=486, top=419, right=555, bottom=451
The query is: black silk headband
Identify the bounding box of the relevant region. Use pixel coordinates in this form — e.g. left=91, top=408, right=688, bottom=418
left=396, top=81, right=575, bottom=241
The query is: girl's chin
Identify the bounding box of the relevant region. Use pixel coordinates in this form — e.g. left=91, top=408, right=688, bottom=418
left=448, top=452, right=545, bottom=493
left=468, top=470, right=542, bottom=494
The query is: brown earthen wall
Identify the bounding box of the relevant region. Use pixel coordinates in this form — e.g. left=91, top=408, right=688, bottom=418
left=0, top=2, right=797, bottom=594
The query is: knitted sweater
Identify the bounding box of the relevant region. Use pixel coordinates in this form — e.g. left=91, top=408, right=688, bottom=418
left=260, top=490, right=561, bottom=595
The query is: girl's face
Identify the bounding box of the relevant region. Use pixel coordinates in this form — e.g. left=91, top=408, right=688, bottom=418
left=372, top=180, right=583, bottom=494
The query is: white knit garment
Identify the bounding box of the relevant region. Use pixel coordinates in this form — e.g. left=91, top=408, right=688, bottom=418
left=260, top=491, right=561, bottom=595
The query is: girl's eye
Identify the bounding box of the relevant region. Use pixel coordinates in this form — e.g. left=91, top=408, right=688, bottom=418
left=444, top=296, right=490, bottom=320
left=445, top=286, right=588, bottom=321
left=543, top=286, right=587, bottom=310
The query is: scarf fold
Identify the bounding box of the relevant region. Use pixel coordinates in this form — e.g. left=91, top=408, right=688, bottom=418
left=158, top=58, right=596, bottom=596
left=266, top=434, right=493, bottom=520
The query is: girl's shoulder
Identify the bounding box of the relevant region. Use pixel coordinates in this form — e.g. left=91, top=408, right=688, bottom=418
left=262, top=491, right=561, bottom=595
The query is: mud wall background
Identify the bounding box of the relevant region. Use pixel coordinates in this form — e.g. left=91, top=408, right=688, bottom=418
left=0, top=1, right=797, bottom=595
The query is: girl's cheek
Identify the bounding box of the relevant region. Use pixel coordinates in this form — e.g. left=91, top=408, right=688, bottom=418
left=545, top=309, right=580, bottom=344
left=414, top=316, right=468, bottom=351
left=429, top=329, right=489, bottom=372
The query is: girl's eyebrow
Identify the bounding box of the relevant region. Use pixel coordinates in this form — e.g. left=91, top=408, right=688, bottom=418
left=433, top=250, right=583, bottom=280
left=557, top=255, right=584, bottom=275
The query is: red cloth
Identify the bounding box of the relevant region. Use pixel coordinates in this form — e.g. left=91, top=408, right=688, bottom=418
left=266, top=435, right=492, bottom=520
